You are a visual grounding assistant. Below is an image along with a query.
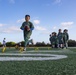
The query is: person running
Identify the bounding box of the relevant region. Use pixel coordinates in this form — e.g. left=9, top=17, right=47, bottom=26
left=20, top=15, right=34, bottom=51
left=3, top=38, right=6, bottom=47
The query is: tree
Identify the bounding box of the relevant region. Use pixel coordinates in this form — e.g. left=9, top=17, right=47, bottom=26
left=0, top=42, right=2, bottom=47
left=35, top=41, right=46, bottom=47
left=68, top=40, right=76, bottom=47
left=0, top=42, right=1, bottom=45
left=20, top=41, right=25, bottom=47
left=42, top=41, right=46, bottom=45
left=6, top=42, right=16, bottom=47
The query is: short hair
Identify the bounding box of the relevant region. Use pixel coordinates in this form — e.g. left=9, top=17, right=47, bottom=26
left=25, top=15, right=30, bottom=18
left=49, top=34, right=51, bottom=36
left=52, top=32, right=54, bottom=34
left=59, top=29, right=61, bottom=31
left=64, top=29, right=68, bottom=32
left=52, top=32, right=56, bottom=34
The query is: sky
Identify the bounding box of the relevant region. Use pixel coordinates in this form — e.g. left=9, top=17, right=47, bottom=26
left=0, top=0, right=76, bottom=43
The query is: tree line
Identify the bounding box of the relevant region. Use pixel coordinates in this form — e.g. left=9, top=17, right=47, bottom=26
left=0, top=39, right=76, bottom=47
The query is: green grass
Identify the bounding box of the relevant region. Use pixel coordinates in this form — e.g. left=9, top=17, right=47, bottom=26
left=68, top=47, right=76, bottom=52
left=0, top=47, right=76, bottom=75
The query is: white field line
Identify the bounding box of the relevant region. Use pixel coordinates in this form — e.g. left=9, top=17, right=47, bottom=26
left=0, top=53, right=67, bottom=61
left=27, top=50, right=69, bottom=52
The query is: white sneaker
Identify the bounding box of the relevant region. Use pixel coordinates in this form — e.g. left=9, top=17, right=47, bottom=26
left=64, top=47, right=66, bottom=50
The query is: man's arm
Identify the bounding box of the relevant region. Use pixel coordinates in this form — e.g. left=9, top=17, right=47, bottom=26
left=20, top=22, right=24, bottom=30
left=30, top=22, right=34, bottom=31
left=67, top=33, right=69, bottom=41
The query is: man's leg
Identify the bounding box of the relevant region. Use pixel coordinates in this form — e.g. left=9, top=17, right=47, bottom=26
left=66, top=42, right=68, bottom=49
left=63, top=39, right=66, bottom=48
left=27, top=39, right=34, bottom=45
left=2, top=44, right=6, bottom=53
left=24, top=37, right=29, bottom=51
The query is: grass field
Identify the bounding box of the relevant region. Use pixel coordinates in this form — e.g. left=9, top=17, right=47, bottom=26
left=0, top=47, right=76, bottom=75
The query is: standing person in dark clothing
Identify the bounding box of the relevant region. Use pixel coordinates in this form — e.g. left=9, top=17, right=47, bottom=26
left=57, top=29, right=64, bottom=49
left=63, top=29, right=69, bottom=49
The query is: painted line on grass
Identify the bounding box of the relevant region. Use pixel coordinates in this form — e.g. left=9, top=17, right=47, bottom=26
left=0, top=53, right=67, bottom=61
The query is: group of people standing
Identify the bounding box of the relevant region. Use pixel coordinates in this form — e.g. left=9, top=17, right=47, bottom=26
left=49, top=29, right=69, bottom=49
